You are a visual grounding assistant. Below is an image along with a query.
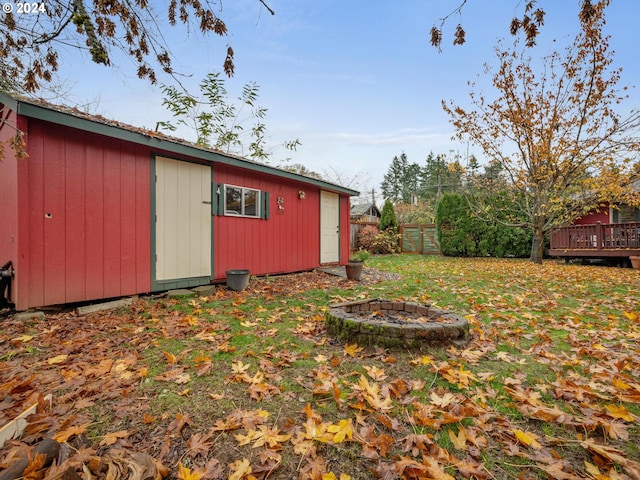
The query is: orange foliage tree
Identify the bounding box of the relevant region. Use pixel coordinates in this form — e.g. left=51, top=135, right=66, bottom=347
left=0, top=0, right=274, bottom=93
left=442, top=0, right=640, bottom=263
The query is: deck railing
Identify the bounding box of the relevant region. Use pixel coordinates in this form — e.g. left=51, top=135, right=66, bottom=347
left=550, top=221, right=640, bottom=251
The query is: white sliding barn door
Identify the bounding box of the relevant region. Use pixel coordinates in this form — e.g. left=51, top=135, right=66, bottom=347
left=155, top=156, right=211, bottom=281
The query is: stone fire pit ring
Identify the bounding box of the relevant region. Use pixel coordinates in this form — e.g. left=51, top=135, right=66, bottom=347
left=326, top=299, right=470, bottom=349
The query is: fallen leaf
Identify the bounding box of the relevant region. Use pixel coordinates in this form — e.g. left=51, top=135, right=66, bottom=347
left=513, top=429, right=542, bottom=449
left=99, top=430, right=130, bottom=446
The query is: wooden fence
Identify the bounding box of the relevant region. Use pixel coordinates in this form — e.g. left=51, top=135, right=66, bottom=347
left=351, top=222, right=441, bottom=255
left=399, top=224, right=441, bottom=255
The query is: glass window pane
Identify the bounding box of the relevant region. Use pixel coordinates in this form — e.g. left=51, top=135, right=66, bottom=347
left=225, top=186, right=242, bottom=214
left=244, top=189, right=258, bottom=217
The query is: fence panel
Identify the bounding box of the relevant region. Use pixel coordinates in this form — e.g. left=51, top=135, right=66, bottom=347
left=400, top=224, right=440, bottom=255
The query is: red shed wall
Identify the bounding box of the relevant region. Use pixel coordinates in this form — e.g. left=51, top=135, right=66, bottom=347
left=16, top=118, right=151, bottom=309
left=213, top=166, right=350, bottom=279
left=0, top=109, right=19, bottom=294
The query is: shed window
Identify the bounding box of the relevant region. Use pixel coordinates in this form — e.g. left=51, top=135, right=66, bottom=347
left=224, top=184, right=261, bottom=218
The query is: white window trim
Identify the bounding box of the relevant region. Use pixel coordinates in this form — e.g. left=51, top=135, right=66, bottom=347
left=224, top=184, right=261, bottom=218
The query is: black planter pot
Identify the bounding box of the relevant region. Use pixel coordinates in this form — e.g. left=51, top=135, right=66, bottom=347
left=226, top=269, right=250, bottom=291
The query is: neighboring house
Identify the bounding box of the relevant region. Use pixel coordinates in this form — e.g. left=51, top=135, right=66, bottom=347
left=574, top=203, right=640, bottom=225
left=349, top=203, right=381, bottom=251
left=549, top=201, right=640, bottom=261
left=350, top=202, right=381, bottom=223
left=0, top=93, right=358, bottom=311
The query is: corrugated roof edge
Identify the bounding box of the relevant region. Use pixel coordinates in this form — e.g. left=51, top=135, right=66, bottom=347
left=0, top=92, right=359, bottom=196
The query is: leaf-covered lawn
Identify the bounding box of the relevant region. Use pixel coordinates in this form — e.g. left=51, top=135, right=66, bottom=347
left=1, top=256, right=639, bottom=480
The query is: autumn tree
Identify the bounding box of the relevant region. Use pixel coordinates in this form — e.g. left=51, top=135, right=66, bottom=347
left=442, top=0, right=640, bottom=263
left=431, top=0, right=596, bottom=51
left=0, top=0, right=274, bottom=93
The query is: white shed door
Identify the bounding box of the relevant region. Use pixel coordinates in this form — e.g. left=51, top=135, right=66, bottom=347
left=320, top=191, right=340, bottom=263
left=155, top=157, right=211, bottom=281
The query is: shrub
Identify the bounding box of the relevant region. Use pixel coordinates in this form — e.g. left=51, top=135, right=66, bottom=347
left=372, top=230, right=401, bottom=254
left=436, top=192, right=532, bottom=257
left=357, top=225, right=379, bottom=252
left=380, top=200, right=398, bottom=232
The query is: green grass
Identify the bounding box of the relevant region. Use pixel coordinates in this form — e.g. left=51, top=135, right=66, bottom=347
left=2, top=255, right=639, bottom=480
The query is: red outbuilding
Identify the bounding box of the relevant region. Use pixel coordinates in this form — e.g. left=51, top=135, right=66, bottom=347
left=0, top=93, right=358, bottom=311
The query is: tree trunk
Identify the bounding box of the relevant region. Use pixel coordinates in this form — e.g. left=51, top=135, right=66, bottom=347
left=530, top=224, right=544, bottom=264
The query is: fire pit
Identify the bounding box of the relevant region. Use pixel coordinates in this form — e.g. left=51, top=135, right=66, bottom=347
left=326, top=299, right=470, bottom=349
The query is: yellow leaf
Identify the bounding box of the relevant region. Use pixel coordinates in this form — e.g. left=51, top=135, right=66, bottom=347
left=177, top=462, right=203, bottom=480
left=612, top=377, right=630, bottom=390
left=409, top=355, right=433, bottom=366
left=623, top=311, right=639, bottom=322
left=235, top=429, right=259, bottom=446
left=228, top=458, right=252, bottom=480
left=47, top=354, right=68, bottom=365
left=448, top=428, right=467, bottom=450
left=12, top=335, right=34, bottom=342
left=163, top=351, right=177, bottom=365
left=604, top=404, right=636, bottom=422
left=513, top=429, right=542, bottom=449
left=583, top=461, right=602, bottom=477
left=344, top=343, right=363, bottom=357
left=327, top=419, right=353, bottom=443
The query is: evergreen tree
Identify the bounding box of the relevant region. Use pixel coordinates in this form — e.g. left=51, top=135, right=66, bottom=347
left=380, top=200, right=398, bottom=232
left=380, top=153, right=421, bottom=203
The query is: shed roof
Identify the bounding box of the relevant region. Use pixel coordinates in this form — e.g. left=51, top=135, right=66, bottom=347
left=350, top=202, right=381, bottom=217
left=0, top=92, right=359, bottom=196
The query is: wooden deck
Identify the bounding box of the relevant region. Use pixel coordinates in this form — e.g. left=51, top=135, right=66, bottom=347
left=549, top=221, right=640, bottom=259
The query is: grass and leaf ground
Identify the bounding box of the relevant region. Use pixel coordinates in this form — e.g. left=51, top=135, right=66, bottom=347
left=1, top=255, right=639, bottom=479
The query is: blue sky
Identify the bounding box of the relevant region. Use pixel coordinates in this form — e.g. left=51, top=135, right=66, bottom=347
left=53, top=1, right=638, bottom=203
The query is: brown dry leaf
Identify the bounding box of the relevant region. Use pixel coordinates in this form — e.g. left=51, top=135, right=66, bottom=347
left=99, top=430, right=130, bottom=446
left=54, top=423, right=90, bottom=443
left=96, top=448, right=168, bottom=480
left=186, top=432, right=213, bottom=457
left=47, top=354, right=68, bottom=365
left=580, top=438, right=629, bottom=465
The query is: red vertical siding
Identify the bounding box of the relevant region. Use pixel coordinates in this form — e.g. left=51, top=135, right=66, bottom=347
left=85, top=138, right=106, bottom=300
left=65, top=132, right=87, bottom=302
left=213, top=166, right=350, bottom=279
left=0, top=110, right=19, bottom=306
left=17, top=119, right=151, bottom=309
left=575, top=206, right=611, bottom=225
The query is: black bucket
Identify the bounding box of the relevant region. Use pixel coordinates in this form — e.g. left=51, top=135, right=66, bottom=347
left=225, top=269, right=250, bottom=291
